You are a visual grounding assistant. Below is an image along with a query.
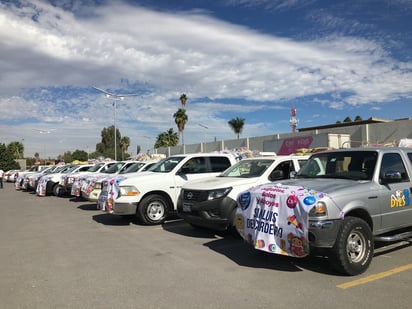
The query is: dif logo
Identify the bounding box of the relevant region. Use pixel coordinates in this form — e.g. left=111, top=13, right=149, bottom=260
left=238, top=192, right=251, bottom=210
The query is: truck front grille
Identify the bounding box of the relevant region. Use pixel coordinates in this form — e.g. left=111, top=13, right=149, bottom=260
left=182, top=190, right=208, bottom=202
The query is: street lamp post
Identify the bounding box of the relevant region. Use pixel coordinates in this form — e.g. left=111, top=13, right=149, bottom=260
left=93, top=87, right=138, bottom=161
left=17, top=138, right=24, bottom=159
left=198, top=123, right=208, bottom=153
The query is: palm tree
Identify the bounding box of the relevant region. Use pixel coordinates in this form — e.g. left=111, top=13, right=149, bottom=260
left=173, top=108, right=188, bottom=145
left=179, top=93, right=187, bottom=107
left=155, top=128, right=179, bottom=148
left=228, top=117, right=245, bottom=139
left=120, top=136, right=130, bottom=160
left=165, top=128, right=179, bottom=146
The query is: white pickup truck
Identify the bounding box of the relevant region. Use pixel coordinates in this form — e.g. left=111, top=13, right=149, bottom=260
left=111, top=153, right=238, bottom=224
left=177, top=155, right=310, bottom=234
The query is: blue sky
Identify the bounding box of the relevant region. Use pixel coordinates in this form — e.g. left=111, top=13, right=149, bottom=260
left=0, top=0, right=411, bottom=158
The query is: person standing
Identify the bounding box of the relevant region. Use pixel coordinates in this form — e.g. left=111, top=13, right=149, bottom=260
left=0, top=169, right=4, bottom=189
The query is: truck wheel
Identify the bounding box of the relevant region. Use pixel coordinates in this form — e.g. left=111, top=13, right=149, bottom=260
left=228, top=208, right=241, bottom=239
left=330, top=216, right=373, bottom=276
left=137, top=194, right=169, bottom=225
left=52, top=183, right=61, bottom=197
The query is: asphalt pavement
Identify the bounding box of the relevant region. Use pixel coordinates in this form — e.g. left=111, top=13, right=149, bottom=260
left=1, top=182, right=411, bottom=309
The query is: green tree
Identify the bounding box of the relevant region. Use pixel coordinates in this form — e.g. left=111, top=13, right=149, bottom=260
left=7, top=141, right=24, bottom=159
left=58, top=151, right=73, bottom=163
left=228, top=117, right=245, bottom=139
left=343, top=116, right=352, bottom=123
left=26, top=157, right=36, bottom=167
left=120, top=136, right=131, bottom=160
left=174, top=108, right=188, bottom=145
left=354, top=115, right=363, bottom=122
left=72, top=149, right=88, bottom=161
left=0, top=143, right=20, bottom=171
left=96, top=125, right=121, bottom=159
left=155, top=128, right=179, bottom=148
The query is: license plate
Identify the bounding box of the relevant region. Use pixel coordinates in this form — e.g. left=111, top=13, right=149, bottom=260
left=183, top=203, right=192, bottom=212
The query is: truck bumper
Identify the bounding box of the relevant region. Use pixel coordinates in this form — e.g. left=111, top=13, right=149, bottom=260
left=112, top=202, right=138, bottom=215
left=177, top=197, right=237, bottom=231
left=308, top=219, right=343, bottom=248
left=88, top=189, right=101, bottom=202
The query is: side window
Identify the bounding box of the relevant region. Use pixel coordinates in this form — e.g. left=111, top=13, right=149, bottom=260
left=209, top=157, right=232, bottom=172
left=380, top=153, right=409, bottom=182
left=180, top=158, right=206, bottom=174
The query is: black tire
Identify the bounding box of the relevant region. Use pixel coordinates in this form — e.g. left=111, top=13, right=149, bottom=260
left=137, top=194, right=170, bottom=225
left=228, top=208, right=242, bottom=239
left=52, top=183, right=60, bottom=197
left=329, top=216, right=374, bottom=276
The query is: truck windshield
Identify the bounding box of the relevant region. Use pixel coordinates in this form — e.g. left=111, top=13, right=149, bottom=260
left=104, top=162, right=126, bottom=174
left=88, top=163, right=105, bottom=172
left=220, top=159, right=274, bottom=178
left=297, top=151, right=378, bottom=181
left=150, top=157, right=185, bottom=173
left=120, top=162, right=146, bottom=174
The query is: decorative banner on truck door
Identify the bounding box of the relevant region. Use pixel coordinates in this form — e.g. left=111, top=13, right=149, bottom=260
left=235, top=183, right=329, bottom=257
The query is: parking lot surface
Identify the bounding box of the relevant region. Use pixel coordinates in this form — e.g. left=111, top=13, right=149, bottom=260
left=1, top=182, right=411, bottom=309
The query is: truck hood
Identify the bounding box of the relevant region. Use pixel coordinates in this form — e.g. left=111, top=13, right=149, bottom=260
left=275, top=178, right=374, bottom=196
left=182, top=176, right=260, bottom=190
left=118, top=172, right=161, bottom=186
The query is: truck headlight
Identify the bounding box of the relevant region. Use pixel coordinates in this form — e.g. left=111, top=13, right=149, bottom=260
left=310, top=201, right=327, bottom=217
left=207, top=187, right=232, bottom=200
left=119, top=186, right=140, bottom=197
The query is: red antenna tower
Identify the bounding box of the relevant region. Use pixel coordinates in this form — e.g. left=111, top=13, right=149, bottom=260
left=290, top=107, right=299, bottom=133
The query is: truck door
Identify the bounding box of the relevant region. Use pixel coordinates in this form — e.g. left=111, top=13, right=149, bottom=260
left=172, top=157, right=211, bottom=205
left=379, top=152, right=412, bottom=229
left=172, top=156, right=232, bottom=205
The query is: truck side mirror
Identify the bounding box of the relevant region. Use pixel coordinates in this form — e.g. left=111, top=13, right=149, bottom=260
left=380, top=170, right=402, bottom=184
left=270, top=170, right=284, bottom=181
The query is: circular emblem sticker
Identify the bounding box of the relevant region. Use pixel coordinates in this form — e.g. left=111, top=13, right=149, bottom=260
left=303, top=195, right=316, bottom=206
left=238, top=191, right=251, bottom=210
left=286, top=195, right=298, bottom=209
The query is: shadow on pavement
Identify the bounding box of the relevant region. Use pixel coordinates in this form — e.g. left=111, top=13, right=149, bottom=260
left=162, top=219, right=229, bottom=239
left=162, top=219, right=339, bottom=275
left=92, top=213, right=135, bottom=226
left=203, top=237, right=339, bottom=275
left=77, top=203, right=100, bottom=211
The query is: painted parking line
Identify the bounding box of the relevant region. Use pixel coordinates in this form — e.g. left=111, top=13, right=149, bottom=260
left=337, top=264, right=412, bottom=289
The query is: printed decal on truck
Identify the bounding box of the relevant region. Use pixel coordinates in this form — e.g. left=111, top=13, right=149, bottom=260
left=390, top=189, right=411, bottom=208
left=235, top=183, right=331, bottom=257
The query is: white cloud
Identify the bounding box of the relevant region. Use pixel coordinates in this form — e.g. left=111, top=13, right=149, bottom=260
left=0, top=1, right=411, bottom=157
